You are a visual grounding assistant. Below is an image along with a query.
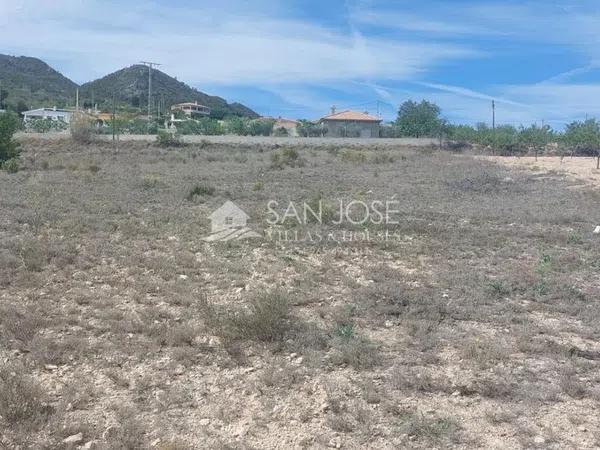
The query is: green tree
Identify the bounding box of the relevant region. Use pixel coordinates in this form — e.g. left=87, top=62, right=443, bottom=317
left=225, top=116, right=250, bottom=135
left=248, top=119, right=275, bottom=136
left=563, top=118, right=600, bottom=168
left=0, top=112, right=21, bottom=163
left=519, top=124, right=553, bottom=160
left=396, top=100, right=447, bottom=138
left=297, top=120, right=322, bottom=137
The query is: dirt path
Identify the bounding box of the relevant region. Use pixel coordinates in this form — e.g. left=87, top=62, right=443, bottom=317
left=483, top=155, right=600, bottom=187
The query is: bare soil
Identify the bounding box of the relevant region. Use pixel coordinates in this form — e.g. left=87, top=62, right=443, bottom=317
left=483, top=155, right=600, bottom=188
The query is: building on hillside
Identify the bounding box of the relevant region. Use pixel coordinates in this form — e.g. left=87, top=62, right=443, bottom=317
left=273, top=117, right=299, bottom=137
left=22, top=107, right=73, bottom=123
left=320, top=108, right=381, bottom=138
left=171, top=101, right=210, bottom=117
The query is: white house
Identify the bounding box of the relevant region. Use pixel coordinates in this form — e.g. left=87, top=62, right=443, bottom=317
left=171, top=101, right=210, bottom=118
left=22, top=107, right=73, bottom=124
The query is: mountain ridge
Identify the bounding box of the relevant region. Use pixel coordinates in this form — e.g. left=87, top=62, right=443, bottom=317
left=0, top=55, right=257, bottom=118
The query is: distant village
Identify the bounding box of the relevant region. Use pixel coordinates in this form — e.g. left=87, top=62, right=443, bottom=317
left=19, top=98, right=384, bottom=138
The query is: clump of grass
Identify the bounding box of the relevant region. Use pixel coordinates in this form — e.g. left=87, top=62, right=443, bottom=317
left=270, top=148, right=304, bottom=169
left=0, top=364, right=52, bottom=426
left=186, top=183, right=216, bottom=201
left=331, top=334, right=380, bottom=370
left=252, top=180, right=264, bottom=191
left=0, top=304, right=44, bottom=348
left=398, top=410, right=460, bottom=443
left=200, top=291, right=290, bottom=343
left=371, top=153, right=394, bottom=164
left=141, top=173, right=161, bottom=190
left=486, top=280, right=511, bottom=298
left=18, top=237, right=48, bottom=272
left=88, top=163, right=101, bottom=174
left=340, top=150, right=367, bottom=163
left=304, top=192, right=336, bottom=224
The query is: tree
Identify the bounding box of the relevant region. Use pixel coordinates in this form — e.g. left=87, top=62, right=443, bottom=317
left=0, top=112, right=21, bottom=163
left=297, top=120, right=322, bottom=137
left=563, top=119, right=600, bottom=168
left=395, top=100, right=447, bottom=138
left=225, top=116, right=250, bottom=135
left=248, top=119, right=274, bottom=136
left=519, top=124, right=553, bottom=160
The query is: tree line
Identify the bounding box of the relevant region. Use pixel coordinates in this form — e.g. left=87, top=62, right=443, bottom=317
left=393, top=100, right=600, bottom=165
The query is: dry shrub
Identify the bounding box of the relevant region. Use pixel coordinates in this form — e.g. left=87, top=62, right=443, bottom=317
left=331, top=335, right=380, bottom=370
left=199, top=291, right=290, bottom=343
left=0, top=364, right=52, bottom=426
left=70, top=113, right=95, bottom=144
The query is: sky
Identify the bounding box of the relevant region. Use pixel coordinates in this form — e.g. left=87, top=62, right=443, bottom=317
left=2, top=0, right=600, bottom=128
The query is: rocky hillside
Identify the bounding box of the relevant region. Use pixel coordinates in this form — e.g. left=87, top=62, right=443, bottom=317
left=0, top=54, right=78, bottom=110
left=79, top=65, right=257, bottom=118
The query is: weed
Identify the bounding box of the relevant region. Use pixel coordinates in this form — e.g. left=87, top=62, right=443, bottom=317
left=2, top=157, right=19, bottom=173
left=0, top=364, right=52, bottom=426
left=186, top=183, right=216, bottom=201
left=200, top=291, right=290, bottom=343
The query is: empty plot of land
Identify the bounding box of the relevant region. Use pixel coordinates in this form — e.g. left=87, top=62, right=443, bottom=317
left=1, top=139, right=600, bottom=448
left=484, top=155, right=600, bottom=188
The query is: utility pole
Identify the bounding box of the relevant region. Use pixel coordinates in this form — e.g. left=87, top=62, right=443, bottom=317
left=492, top=100, right=496, bottom=156
left=139, top=61, right=161, bottom=121
left=76, top=88, right=79, bottom=111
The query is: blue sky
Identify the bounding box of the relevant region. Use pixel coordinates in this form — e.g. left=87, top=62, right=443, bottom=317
left=2, top=0, right=600, bottom=128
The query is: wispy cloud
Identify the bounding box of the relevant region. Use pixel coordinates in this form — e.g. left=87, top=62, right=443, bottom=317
left=0, top=0, right=476, bottom=86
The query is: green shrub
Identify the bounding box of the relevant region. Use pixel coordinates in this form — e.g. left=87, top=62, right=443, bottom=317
left=272, top=127, right=289, bottom=137
left=2, top=158, right=19, bottom=173
left=156, top=130, right=184, bottom=147
left=0, top=112, right=21, bottom=163
left=270, top=148, right=303, bottom=169
left=186, top=183, right=215, bottom=200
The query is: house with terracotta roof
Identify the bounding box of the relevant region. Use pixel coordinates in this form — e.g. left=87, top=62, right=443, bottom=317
left=273, top=117, right=299, bottom=137
left=320, top=108, right=381, bottom=138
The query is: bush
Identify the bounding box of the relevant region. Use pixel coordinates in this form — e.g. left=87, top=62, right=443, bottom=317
left=0, top=364, right=52, bottom=425
left=200, top=291, right=291, bottom=343
left=225, top=116, right=250, bottom=135
left=175, top=118, right=224, bottom=135
left=272, top=127, right=289, bottom=137
left=0, top=112, right=20, bottom=163
left=156, top=130, right=184, bottom=148
left=2, top=158, right=19, bottom=173
left=248, top=119, right=275, bottom=136
left=70, top=112, right=95, bottom=143
left=186, top=183, right=215, bottom=200
left=270, top=148, right=303, bottom=169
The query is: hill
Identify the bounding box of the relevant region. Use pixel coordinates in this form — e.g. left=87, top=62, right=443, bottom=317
left=0, top=54, right=78, bottom=110
left=79, top=65, right=258, bottom=118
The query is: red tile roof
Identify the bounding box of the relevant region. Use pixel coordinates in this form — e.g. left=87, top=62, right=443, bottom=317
left=320, top=110, right=381, bottom=122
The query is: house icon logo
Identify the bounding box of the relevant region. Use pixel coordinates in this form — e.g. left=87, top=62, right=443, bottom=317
left=202, top=200, right=261, bottom=242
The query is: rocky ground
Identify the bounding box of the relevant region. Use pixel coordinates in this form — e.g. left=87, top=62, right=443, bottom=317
left=1, top=139, right=599, bottom=449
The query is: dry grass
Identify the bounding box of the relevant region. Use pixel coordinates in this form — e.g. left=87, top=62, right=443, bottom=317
left=0, top=137, right=599, bottom=448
